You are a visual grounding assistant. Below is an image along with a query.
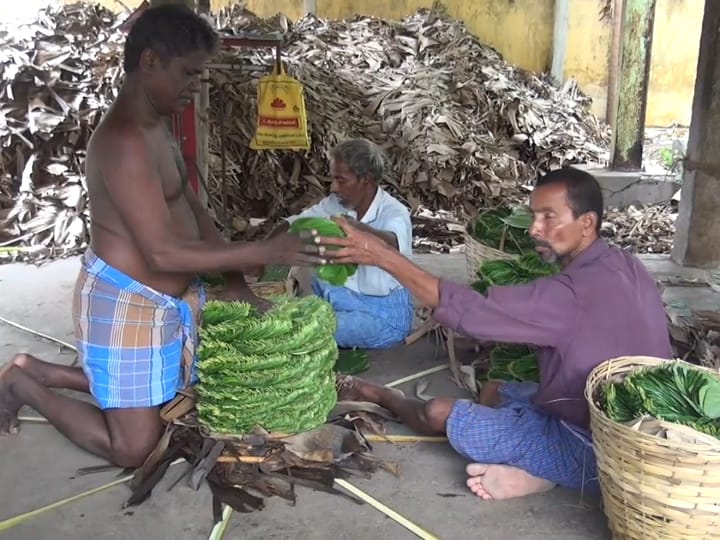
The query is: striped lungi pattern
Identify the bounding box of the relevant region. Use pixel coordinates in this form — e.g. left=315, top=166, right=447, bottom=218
left=72, top=247, right=205, bottom=409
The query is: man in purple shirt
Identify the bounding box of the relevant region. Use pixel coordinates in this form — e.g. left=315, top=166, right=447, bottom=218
left=315, top=167, right=672, bottom=500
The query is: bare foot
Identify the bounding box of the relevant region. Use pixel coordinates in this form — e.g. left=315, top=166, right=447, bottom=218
left=0, top=363, right=22, bottom=436
left=465, top=463, right=555, bottom=500
left=335, top=374, right=404, bottom=403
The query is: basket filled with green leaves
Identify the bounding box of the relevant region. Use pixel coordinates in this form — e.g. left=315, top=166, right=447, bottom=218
left=463, top=206, right=536, bottom=281
left=585, top=356, right=720, bottom=540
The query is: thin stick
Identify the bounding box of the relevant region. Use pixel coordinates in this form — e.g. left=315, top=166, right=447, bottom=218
left=0, top=316, right=77, bottom=352
left=334, top=479, right=439, bottom=540
left=0, top=459, right=183, bottom=533
left=208, top=505, right=234, bottom=540
left=18, top=416, right=49, bottom=424
left=215, top=456, right=266, bottom=464
left=384, top=365, right=448, bottom=388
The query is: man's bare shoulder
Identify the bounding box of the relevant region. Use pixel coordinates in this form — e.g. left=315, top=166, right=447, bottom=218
left=89, top=116, right=150, bottom=161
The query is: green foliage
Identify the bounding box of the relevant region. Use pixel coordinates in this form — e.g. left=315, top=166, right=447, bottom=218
left=288, top=217, right=358, bottom=286
left=600, top=361, right=720, bottom=439
left=480, top=345, right=540, bottom=383
left=468, top=206, right=536, bottom=255
left=335, top=349, right=370, bottom=375
left=471, top=252, right=559, bottom=295
left=196, top=295, right=339, bottom=435
left=472, top=252, right=559, bottom=385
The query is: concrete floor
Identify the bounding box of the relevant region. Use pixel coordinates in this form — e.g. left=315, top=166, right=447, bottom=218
left=2, top=251, right=716, bottom=540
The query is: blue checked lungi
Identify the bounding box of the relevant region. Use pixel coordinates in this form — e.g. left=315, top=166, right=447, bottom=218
left=311, top=276, right=413, bottom=349
left=72, top=247, right=205, bottom=409
left=446, top=381, right=599, bottom=490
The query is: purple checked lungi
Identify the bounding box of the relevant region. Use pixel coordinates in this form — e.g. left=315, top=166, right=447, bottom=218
left=72, top=247, right=205, bottom=409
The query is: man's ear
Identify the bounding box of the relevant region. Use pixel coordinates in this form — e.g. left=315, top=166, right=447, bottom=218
left=582, top=212, right=598, bottom=235
left=138, top=48, right=161, bottom=72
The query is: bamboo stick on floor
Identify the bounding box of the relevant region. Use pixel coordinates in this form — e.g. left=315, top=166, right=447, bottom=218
left=334, top=479, right=439, bottom=540
left=207, top=505, right=234, bottom=540
left=0, top=316, right=77, bottom=352
left=384, top=365, right=448, bottom=388
left=0, top=459, right=184, bottom=533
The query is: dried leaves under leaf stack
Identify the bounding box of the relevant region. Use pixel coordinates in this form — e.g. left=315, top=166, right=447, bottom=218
left=120, top=387, right=399, bottom=523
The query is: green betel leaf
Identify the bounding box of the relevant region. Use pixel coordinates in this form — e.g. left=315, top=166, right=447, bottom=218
left=288, top=217, right=359, bottom=286
left=699, top=377, right=720, bottom=419
left=499, top=207, right=533, bottom=230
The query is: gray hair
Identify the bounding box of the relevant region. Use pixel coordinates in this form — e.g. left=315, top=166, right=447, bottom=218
left=331, top=138, right=384, bottom=182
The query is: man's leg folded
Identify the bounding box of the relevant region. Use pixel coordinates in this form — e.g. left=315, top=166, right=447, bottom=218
left=0, top=363, right=161, bottom=467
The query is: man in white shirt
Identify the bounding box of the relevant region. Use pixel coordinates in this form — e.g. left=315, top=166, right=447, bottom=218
left=258, top=138, right=414, bottom=349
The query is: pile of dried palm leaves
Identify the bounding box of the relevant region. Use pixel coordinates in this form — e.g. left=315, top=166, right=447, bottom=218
left=0, top=2, right=123, bottom=260
left=0, top=2, right=623, bottom=262
left=602, top=203, right=677, bottom=254
left=122, top=384, right=399, bottom=522
left=208, top=3, right=610, bottom=240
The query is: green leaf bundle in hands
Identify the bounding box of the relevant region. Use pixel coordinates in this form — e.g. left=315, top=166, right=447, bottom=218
left=196, top=295, right=339, bottom=435
left=288, top=217, right=358, bottom=286
left=600, top=361, right=720, bottom=439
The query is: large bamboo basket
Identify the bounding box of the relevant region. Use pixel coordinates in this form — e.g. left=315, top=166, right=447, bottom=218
left=585, top=356, right=720, bottom=540
left=463, top=217, right=516, bottom=282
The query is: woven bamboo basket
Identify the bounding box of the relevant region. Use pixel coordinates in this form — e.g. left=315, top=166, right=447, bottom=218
left=585, top=356, right=720, bottom=540
left=463, top=218, right=517, bottom=282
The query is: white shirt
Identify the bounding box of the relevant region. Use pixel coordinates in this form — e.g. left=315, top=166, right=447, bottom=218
left=285, top=187, right=412, bottom=296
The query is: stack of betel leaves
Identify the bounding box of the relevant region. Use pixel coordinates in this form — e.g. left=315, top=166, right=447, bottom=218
left=471, top=251, right=559, bottom=295
left=472, top=250, right=559, bottom=385
left=196, top=295, right=339, bottom=435
left=288, top=216, right=358, bottom=286
left=468, top=206, right=536, bottom=255
left=600, top=361, right=720, bottom=439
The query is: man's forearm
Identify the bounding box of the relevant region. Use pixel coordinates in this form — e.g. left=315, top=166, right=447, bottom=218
left=148, top=240, right=275, bottom=275
left=378, top=246, right=439, bottom=306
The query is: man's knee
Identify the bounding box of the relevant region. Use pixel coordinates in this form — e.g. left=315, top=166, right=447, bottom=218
left=421, top=398, right=455, bottom=432
left=11, top=353, right=34, bottom=369
left=106, top=408, right=163, bottom=468
left=111, top=436, right=159, bottom=468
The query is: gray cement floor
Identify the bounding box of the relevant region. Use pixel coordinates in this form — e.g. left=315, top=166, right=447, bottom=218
left=2, top=251, right=716, bottom=539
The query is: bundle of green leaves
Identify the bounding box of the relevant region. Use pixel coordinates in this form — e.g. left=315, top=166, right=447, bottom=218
left=600, top=361, right=720, bottom=439
left=196, top=295, right=339, bottom=435
left=471, top=252, right=559, bottom=295
left=479, top=345, right=540, bottom=383
left=468, top=206, right=536, bottom=255
left=288, top=217, right=358, bottom=286
left=472, top=252, right=559, bottom=385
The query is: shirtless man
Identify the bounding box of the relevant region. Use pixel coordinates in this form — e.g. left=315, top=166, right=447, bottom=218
left=0, top=6, right=323, bottom=468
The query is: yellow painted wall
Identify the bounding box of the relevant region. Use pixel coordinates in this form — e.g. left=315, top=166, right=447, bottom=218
left=3, top=0, right=700, bottom=126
